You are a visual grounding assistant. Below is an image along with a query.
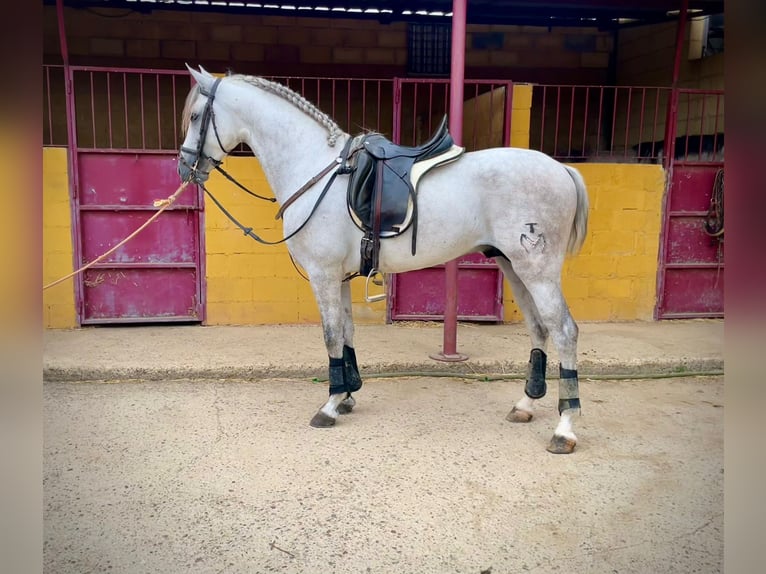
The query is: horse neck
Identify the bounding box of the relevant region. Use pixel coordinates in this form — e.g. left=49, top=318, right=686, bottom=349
left=234, top=84, right=345, bottom=206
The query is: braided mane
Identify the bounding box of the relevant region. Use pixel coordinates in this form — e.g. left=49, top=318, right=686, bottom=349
left=229, top=74, right=344, bottom=147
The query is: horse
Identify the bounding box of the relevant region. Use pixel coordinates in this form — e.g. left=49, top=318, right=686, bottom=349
left=177, top=65, right=590, bottom=454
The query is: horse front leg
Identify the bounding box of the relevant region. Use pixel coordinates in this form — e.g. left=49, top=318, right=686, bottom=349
left=336, top=280, right=361, bottom=415
left=308, top=275, right=362, bottom=428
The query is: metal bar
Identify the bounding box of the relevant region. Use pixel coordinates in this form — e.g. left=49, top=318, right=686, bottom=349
left=346, top=79, right=352, bottom=132
left=443, top=82, right=449, bottom=134
left=157, top=74, right=162, bottom=149
left=503, top=80, right=513, bottom=147
left=89, top=72, right=96, bottom=148
left=697, top=94, right=708, bottom=156
left=624, top=87, right=633, bottom=159
left=45, top=66, right=54, bottom=146
left=81, top=316, right=202, bottom=325
left=488, top=83, right=495, bottom=148
left=609, top=87, right=618, bottom=154
left=659, top=311, right=724, bottom=319
left=664, top=262, right=726, bottom=269
left=471, top=82, right=479, bottom=149
left=67, top=148, right=178, bottom=155
left=434, top=0, right=468, bottom=361
left=412, top=83, right=418, bottom=145
left=656, top=0, right=689, bottom=318
left=567, top=86, right=575, bottom=157
left=106, top=72, right=114, bottom=148
left=392, top=78, right=401, bottom=143
left=123, top=72, right=129, bottom=148
left=651, top=88, right=661, bottom=156
left=712, top=93, right=721, bottom=159
left=539, top=86, right=546, bottom=153
left=378, top=80, right=383, bottom=134
left=58, top=0, right=86, bottom=324
left=172, top=75, right=178, bottom=147
left=86, top=262, right=199, bottom=269
left=638, top=87, right=646, bottom=156
left=428, top=81, right=435, bottom=137
left=331, top=78, right=336, bottom=120
left=139, top=74, right=146, bottom=149
left=581, top=87, right=590, bottom=158
left=69, top=65, right=186, bottom=75
left=683, top=92, right=692, bottom=160
left=594, top=88, right=603, bottom=156
left=79, top=204, right=195, bottom=211
left=554, top=86, right=561, bottom=157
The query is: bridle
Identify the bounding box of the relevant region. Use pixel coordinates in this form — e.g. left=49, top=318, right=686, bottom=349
left=178, top=75, right=352, bottom=249
left=179, top=77, right=276, bottom=202
left=179, top=77, right=231, bottom=181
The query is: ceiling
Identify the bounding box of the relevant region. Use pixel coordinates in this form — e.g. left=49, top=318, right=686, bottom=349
left=50, top=0, right=725, bottom=28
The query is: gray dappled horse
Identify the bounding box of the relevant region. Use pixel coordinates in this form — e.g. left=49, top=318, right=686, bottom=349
left=177, top=66, right=589, bottom=454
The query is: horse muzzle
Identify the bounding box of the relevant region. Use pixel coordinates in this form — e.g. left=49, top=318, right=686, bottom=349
left=177, top=152, right=210, bottom=184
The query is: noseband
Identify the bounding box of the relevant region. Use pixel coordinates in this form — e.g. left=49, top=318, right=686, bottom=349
left=179, top=77, right=231, bottom=181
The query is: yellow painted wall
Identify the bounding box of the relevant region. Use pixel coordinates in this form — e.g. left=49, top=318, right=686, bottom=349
left=42, top=148, right=77, bottom=328
left=561, top=163, right=665, bottom=321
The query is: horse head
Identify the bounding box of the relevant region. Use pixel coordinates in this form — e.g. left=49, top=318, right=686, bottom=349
left=178, top=65, right=240, bottom=184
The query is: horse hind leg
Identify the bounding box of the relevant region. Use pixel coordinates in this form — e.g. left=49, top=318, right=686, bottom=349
left=494, top=258, right=549, bottom=424
left=518, top=275, right=581, bottom=454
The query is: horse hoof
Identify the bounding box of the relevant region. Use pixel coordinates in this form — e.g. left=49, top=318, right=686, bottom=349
left=546, top=434, right=576, bottom=454
left=506, top=407, right=533, bottom=423
left=309, top=411, right=336, bottom=428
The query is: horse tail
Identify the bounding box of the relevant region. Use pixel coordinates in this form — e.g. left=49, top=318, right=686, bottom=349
left=563, top=165, right=589, bottom=255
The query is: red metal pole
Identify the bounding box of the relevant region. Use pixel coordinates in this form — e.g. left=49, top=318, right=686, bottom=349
left=655, top=0, right=688, bottom=318
left=663, top=0, right=688, bottom=171
left=56, top=0, right=69, bottom=66
left=431, top=0, right=468, bottom=362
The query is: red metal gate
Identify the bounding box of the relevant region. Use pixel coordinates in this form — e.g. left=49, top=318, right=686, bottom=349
left=388, top=78, right=513, bottom=322
left=67, top=67, right=205, bottom=324
left=656, top=89, right=724, bottom=318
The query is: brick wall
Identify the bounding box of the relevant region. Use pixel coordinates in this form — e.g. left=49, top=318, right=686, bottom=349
left=45, top=6, right=612, bottom=84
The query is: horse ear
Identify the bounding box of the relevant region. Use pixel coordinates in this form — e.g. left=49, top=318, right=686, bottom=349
left=198, top=65, right=214, bottom=78
left=186, top=63, right=213, bottom=91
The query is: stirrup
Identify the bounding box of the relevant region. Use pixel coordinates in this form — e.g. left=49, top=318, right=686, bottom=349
left=364, top=269, right=386, bottom=303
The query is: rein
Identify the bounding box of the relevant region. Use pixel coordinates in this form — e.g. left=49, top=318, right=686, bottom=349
left=201, top=156, right=341, bottom=246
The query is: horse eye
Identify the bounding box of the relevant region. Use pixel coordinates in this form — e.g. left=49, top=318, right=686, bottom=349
left=190, top=112, right=199, bottom=122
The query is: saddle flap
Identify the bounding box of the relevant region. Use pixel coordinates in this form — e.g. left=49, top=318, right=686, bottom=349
left=347, top=152, right=375, bottom=226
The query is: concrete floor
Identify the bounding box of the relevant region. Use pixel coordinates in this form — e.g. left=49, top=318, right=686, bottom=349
left=44, top=375, right=723, bottom=574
